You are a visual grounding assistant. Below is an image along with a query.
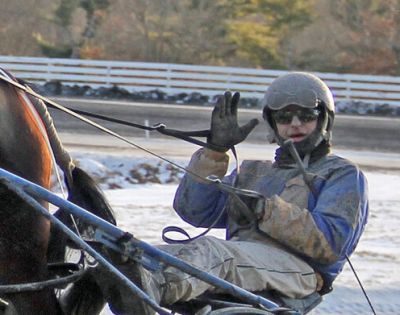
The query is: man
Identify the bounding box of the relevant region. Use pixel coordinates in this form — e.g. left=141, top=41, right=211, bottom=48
left=101, top=72, right=369, bottom=314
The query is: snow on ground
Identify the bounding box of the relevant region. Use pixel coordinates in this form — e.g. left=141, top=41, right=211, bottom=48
left=61, top=148, right=400, bottom=315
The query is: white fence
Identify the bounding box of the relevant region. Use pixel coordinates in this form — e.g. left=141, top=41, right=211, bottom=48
left=1, top=55, right=400, bottom=105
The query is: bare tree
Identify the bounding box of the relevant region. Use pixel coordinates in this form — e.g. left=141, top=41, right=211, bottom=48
left=97, top=0, right=230, bottom=64
left=0, top=0, right=55, bottom=56
left=32, top=0, right=110, bottom=58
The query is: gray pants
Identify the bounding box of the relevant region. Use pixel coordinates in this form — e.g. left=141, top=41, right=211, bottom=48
left=98, top=236, right=317, bottom=314
left=158, top=236, right=317, bottom=304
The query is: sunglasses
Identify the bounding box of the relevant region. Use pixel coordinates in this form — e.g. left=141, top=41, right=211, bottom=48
left=271, top=108, right=320, bottom=124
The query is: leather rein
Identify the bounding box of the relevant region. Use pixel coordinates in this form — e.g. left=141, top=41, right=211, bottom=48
left=0, top=74, right=263, bottom=244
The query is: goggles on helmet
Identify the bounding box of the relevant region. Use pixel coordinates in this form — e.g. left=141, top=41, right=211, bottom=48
left=271, top=107, right=320, bottom=125
left=265, top=89, right=319, bottom=110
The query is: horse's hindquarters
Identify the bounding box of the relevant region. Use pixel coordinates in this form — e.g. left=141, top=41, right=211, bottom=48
left=0, top=78, right=63, bottom=314
left=0, top=184, right=60, bottom=314
left=0, top=189, right=50, bottom=280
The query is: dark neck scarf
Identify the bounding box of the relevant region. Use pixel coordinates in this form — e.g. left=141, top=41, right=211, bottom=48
left=274, top=140, right=331, bottom=168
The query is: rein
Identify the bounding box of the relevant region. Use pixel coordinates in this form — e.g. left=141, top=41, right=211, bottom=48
left=0, top=263, right=85, bottom=294
left=0, top=74, right=259, bottom=240
left=0, top=74, right=225, bottom=183
left=0, top=75, right=377, bottom=314
left=55, top=106, right=216, bottom=150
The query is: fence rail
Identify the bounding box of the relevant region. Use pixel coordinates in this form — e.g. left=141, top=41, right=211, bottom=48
left=1, top=55, right=400, bottom=105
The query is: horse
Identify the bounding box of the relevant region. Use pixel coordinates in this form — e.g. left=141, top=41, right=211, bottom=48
left=0, top=69, right=115, bottom=314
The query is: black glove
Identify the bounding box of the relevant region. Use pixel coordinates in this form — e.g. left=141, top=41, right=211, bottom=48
left=207, top=91, right=259, bottom=152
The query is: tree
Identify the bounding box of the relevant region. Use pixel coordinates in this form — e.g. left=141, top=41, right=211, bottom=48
left=95, top=0, right=314, bottom=68
left=326, top=0, right=400, bottom=74
left=224, top=0, right=315, bottom=69
left=35, top=0, right=110, bottom=58
left=0, top=0, right=55, bottom=56
left=96, top=0, right=231, bottom=64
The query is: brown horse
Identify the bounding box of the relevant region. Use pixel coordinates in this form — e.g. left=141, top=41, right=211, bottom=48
left=0, top=70, right=61, bottom=314
left=0, top=69, right=115, bottom=314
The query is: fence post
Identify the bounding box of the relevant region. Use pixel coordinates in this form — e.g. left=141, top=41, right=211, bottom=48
left=46, top=60, right=52, bottom=83
left=345, top=78, right=351, bottom=100
left=144, top=119, right=150, bottom=139
left=166, top=65, right=171, bottom=95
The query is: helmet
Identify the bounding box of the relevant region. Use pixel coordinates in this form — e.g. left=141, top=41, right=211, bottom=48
left=261, top=72, right=335, bottom=150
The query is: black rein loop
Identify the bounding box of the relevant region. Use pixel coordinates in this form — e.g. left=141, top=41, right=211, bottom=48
left=50, top=105, right=216, bottom=150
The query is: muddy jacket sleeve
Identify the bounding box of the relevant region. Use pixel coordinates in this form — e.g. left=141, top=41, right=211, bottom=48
left=173, top=148, right=234, bottom=228
left=258, top=162, right=368, bottom=266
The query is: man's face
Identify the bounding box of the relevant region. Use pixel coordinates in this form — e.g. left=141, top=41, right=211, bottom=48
left=272, top=105, right=319, bottom=143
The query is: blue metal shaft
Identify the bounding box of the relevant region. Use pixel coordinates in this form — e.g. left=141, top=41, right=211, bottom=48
left=129, top=239, right=282, bottom=311
left=0, top=167, right=287, bottom=313
left=0, top=169, right=170, bottom=315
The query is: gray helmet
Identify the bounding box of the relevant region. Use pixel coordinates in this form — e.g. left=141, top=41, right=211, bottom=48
left=261, top=72, right=335, bottom=148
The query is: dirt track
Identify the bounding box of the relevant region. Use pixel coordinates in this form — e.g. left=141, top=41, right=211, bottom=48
left=48, top=97, right=400, bottom=171
left=59, top=131, right=400, bottom=173
left=51, top=98, right=400, bottom=153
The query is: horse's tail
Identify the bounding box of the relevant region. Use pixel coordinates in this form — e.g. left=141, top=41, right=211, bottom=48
left=50, top=166, right=115, bottom=315
left=66, top=165, right=116, bottom=225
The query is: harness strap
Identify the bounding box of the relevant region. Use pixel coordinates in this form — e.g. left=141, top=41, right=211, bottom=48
left=0, top=74, right=225, bottom=183
left=162, top=202, right=227, bottom=244
left=48, top=106, right=229, bottom=152
left=283, top=139, right=319, bottom=198
left=0, top=73, right=265, bottom=240
left=0, top=263, right=85, bottom=293
left=48, top=100, right=259, bottom=244
left=24, top=90, right=75, bottom=189
left=0, top=70, right=75, bottom=189
left=162, top=171, right=265, bottom=244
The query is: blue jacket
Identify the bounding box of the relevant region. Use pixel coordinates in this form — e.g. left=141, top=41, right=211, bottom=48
left=173, top=151, right=369, bottom=289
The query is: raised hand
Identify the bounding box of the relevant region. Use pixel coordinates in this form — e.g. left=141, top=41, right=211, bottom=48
left=207, top=91, right=259, bottom=152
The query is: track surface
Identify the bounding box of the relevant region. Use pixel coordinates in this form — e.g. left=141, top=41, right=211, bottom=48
left=50, top=98, right=400, bottom=153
